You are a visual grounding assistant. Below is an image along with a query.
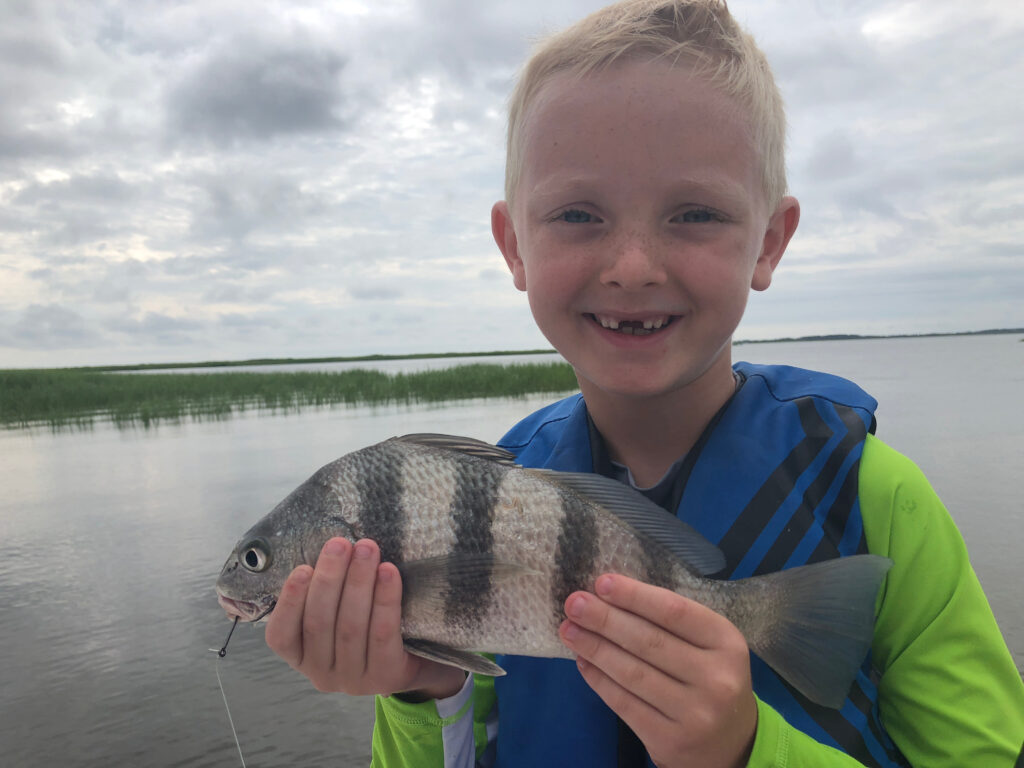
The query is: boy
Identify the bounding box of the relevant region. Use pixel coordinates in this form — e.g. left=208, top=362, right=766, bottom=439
left=265, top=1, right=1024, bottom=765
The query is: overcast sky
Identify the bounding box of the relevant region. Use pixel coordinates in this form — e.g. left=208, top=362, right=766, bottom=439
left=1, top=0, right=1021, bottom=368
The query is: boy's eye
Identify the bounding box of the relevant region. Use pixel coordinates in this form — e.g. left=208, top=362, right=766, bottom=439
left=554, top=209, right=596, bottom=223
left=675, top=208, right=720, bottom=223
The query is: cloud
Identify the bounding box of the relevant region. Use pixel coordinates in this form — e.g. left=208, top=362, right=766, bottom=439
left=347, top=284, right=404, bottom=301
left=0, top=0, right=1020, bottom=368
left=166, top=34, right=348, bottom=146
left=184, top=168, right=329, bottom=243
left=1, top=303, right=101, bottom=350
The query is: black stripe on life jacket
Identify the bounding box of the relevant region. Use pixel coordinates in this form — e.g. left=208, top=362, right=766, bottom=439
left=717, top=396, right=833, bottom=576
left=752, top=400, right=867, bottom=574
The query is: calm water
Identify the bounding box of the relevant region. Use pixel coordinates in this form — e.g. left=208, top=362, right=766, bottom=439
left=1, top=335, right=1021, bottom=767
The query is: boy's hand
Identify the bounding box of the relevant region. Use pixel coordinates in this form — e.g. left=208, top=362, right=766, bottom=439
left=265, top=537, right=466, bottom=701
left=559, top=574, right=757, bottom=768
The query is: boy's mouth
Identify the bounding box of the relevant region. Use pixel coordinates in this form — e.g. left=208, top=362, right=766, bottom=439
left=588, top=313, right=678, bottom=336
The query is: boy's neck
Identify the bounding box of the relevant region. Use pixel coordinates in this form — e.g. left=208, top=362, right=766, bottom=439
left=580, top=358, right=739, bottom=488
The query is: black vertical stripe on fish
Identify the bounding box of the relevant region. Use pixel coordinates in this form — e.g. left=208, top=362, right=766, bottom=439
left=353, top=447, right=406, bottom=564
left=752, top=402, right=866, bottom=575
left=551, top=488, right=599, bottom=622
left=443, top=457, right=504, bottom=627
left=638, top=536, right=677, bottom=590
left=718, top=397, right=832, bottom=576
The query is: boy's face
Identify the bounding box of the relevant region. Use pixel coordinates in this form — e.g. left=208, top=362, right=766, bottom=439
left=492, top=59, right=798, bottom=403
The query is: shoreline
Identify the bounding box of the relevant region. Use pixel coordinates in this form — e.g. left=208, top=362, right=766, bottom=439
left=4, top=327, right=1020, bottom=375
left=3, top=330, right=1021, bottom=431
left=0, top=362, right=579, bottom=430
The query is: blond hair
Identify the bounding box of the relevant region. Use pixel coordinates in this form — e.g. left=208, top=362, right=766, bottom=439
left=504, top=0, right=787, bottom=210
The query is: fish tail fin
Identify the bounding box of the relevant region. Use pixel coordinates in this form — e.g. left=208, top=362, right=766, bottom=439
left=742, top=554, right=892, bottom=708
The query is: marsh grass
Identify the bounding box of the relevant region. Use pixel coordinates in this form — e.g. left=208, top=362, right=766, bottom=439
left=0, top=363, right=579, bottom=430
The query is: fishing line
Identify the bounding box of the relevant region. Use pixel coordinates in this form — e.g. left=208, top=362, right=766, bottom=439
left=209, top=617, right=247, bottom=768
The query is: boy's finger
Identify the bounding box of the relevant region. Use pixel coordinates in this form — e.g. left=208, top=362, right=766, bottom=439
left=265, top=564, right=313, bottom=667
left=560, top=609, right=688, bottom=714
left=591, top=574, right=737, bottom=650
left=301, top=537, right=352, bottom=672
left=574, top=653, right=674, bottom=738
left=334, top=539, right=381, bottom=677
left=563, top=589, right=705, bottom=683
left=366, top=562, right=406, bottom=672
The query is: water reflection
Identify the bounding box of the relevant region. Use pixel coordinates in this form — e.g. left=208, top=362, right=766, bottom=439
left=0, top=394, right=570, bottom=767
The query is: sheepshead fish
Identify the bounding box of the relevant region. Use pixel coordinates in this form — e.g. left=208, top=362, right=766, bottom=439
left=215, top=434, right=891, bottom=708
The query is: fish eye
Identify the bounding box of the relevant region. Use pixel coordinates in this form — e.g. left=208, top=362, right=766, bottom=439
left=240, top=539, right=272, bottom=572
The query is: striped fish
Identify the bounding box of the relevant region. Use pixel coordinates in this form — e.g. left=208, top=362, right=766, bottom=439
left=215, top=434, right=891, bottom=708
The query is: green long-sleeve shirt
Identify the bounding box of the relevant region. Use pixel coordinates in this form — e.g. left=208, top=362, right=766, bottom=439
left=371, top=435, right=1024, bottom=766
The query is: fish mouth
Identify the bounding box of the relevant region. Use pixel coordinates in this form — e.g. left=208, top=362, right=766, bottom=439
left=217, top=592, right=276, bottom=623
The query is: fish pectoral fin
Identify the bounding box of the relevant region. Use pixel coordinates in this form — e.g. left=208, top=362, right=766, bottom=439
left=403, top=639, right=506, bottom=677
left=398, top=554, right=539, bottom=608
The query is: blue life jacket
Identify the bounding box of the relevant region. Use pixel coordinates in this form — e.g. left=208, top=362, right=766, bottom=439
left=492, top=362, right=908, bottom=768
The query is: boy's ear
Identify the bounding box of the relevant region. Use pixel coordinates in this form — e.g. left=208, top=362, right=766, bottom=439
left=752, top=196, right=800, bottom=292
left=491, top=201, right=527, bottom=292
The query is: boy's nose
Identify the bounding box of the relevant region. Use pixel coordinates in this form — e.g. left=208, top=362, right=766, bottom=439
left=599, top=234, right=667, bottom=289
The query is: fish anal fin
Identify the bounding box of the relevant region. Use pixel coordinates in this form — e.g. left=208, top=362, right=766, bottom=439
left=403, top=638, right=506, bottom=676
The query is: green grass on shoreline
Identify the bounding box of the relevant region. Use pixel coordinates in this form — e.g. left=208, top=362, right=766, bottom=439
left=0, top=362, right=579, bottom=430
left=5, top=330, right=1021, bottom=430
left=52, top=348, right=561, bottom=373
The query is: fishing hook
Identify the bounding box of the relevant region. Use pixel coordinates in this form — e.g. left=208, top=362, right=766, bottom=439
left=215, top=616, right=240, bottom=658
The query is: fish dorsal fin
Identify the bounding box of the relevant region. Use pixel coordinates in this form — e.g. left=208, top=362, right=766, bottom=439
left=392, top=433, right=519, bottom=466
left=527, top=469, right=726, bottom=576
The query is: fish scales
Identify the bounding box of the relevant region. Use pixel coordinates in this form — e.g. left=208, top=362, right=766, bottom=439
left=417, top=467, right=688, bottom=657
left=390, top=447, right=463, bottom=639
left=444, top=451, right=504, bottom=627
left=216, top=433, right=893, bottom=708
left=639, top=529, right=678, bottom=590
left=399, top=454, right=564, bottom=654
left=351, top=443, right=406, bottom=564
left=551, top=486, right=600, bottom=627
left=479, top=470, right=568, bottom=654
left=396, top=447, right=460, bottom=564
left=391, top=442, right=693, bottom=656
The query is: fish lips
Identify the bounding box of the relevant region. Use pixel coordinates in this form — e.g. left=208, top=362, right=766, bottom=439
left=216, top=591, right=276, bottom=623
